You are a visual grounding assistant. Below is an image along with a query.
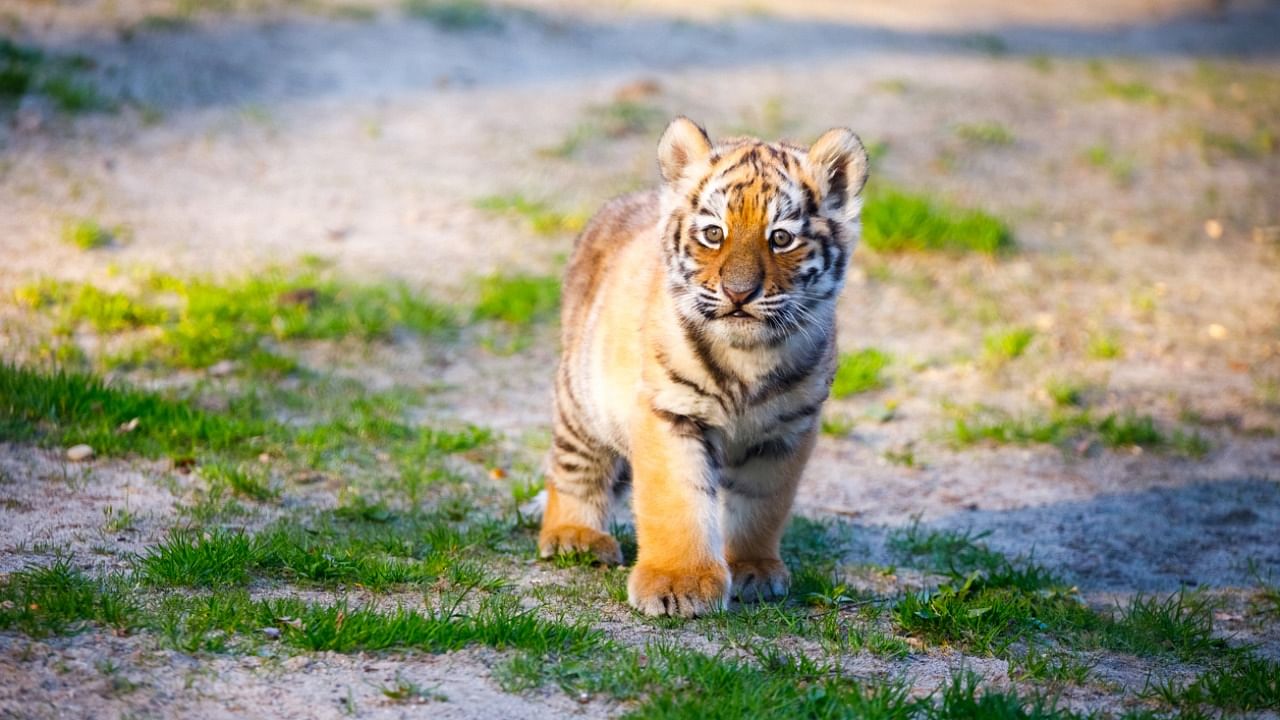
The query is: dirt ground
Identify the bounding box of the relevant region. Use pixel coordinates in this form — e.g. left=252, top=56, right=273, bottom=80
left=1, top=0, right=1279, bottom=717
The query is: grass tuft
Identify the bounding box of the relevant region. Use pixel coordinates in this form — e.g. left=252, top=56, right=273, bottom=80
left=831, top=348, right=891, bottom=398
left=474, top=194, right=586, bottom=236
left=61, top=218, right=116, bottom=250
left=17, top=270, right=453, bottom=374
left=402, top=0, right=499, bottom=30
left=202, top=461, right=278, bottom=502
left=472, top=273, right=560, bottom=326
left=982, top=327, right=1035, bottom=364
left=0, top=363, right=266, bottom=458
left=955, top=122, right=1014, bottom=146
left=0, top=39, right=107, bottom=114
left=1087, top=331, right=1123, bottom=360
left=1081, top=144, right=1136, bottom=186
left=140, top=507, right=509, bottom=592
left=863, top=187, right=1013, bottom=255
left=1144, top=654, right=1280, bottom=713
left=0, top=557, right=135, bottom=637
left=540, top=99, right=665, bottom=158
left=944, top=404, right=1208, bottom=457
left=1088, top=62, right=1166, bottom=105
left=1045, top=378, right=1088, bottom=408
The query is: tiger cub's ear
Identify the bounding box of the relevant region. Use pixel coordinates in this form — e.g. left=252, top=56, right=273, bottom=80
left=658, top=117, right=713, bottom=184
left=806, top=128, right=870, bottom=218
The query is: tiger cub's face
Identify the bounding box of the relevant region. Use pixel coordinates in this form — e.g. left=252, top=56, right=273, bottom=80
left=657, top=118, right=869, bottom=348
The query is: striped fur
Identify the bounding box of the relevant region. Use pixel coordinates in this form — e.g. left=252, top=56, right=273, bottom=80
left=538, top=117, right=869, bottom=617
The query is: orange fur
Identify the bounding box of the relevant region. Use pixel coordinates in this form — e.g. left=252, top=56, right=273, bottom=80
left=539, top=118, right=869, bottom=616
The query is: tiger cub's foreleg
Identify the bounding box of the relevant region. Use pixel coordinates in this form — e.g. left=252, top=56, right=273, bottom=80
left=721, top=426, right=817, bottom=602
left=538, top=384, right=623, bottom=565
left=626, top=404, right=730, bottom=618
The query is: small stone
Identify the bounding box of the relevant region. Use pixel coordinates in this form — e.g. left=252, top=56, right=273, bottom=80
left=614, top=78, right=661, bottom=102
left=276, top=288, right=317, bottom=309
left=1208, top=323, right=1228, bottom=340
left=66, top=444, right=94, bottom=462
left=262, top=627, right=281, bottom=640
left=1204, top=219, right=1224, bottom=239
left=116, top=417, right=140, bottom=434
left=208, top=360, right=237, bottom=377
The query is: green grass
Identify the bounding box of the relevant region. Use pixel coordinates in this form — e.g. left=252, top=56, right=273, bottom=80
left=510, top=639, right=1090, bottom=719
left=1081, top=145, right=1136, bottom=186
left=955, top=122, right=1014, bottom=146
left=889, top=522, right=1238, bottom=665
left=889, top=519, right=1007, bottom=576
left=1104, top=590, right=1224, bottom=660
left=1010, top=646, right=1094, bottom=686
left=1144, top=654, right=1280, bottom=713
left=982, top=327, right=1035, bottom=364
left=1250, top=579, right=1280, bottom=620
left=16, top=280, right=168, bottom=334
left=1086, top=331, right=1123, bottom=360
left=831, top=348, right=891, bottom=398
left=0, top=363, right=267, bottom=458
left=17, top=269, right=453, bottom=374
left=1, top=363, right=495, bottom=482
left=540, top=99, right=665, bottom=158
left=402, top=0, right=500, bottom=29
left=201, top=461, right=278, bottom=502
left=0, top=38, right=107, bottom=114
left=0, top=557, right=135, bottom=637
left=1193, top=125, right=1276, bottom=161
left=474, top=194, right=587, bottom=236
left=0, top=552, right=1104, bottom=720
left=473, top=273, right=560, bottom=325
left=1045, top=378, right=1088, bottom=408
left=862, top=187, right=1013, bottom=255
left=61, top=218, right=116, bottom=250
left=944, top=404, right=1208, bottom=456
left=139, top=506, right=509, bottom=591
left=1087, top=62, right=1166, bottom=105
left=820, top=413, right=857, bottom=436
left=139, top=529, right=260, bottom=588
left=152, top=588, right=596, bottom=656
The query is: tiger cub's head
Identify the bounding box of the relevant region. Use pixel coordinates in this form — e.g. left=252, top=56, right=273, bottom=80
left=656, top=117, right=868, bottom=348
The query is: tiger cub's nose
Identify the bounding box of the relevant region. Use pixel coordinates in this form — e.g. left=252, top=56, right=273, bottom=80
left=722, top=280, right=762, bottom=306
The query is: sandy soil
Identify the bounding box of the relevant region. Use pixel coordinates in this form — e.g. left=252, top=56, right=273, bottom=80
left=2, top=0, right=1279, bottom=717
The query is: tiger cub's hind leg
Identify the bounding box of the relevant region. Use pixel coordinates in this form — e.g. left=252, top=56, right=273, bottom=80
left=538, top=398, right=623, bottom=565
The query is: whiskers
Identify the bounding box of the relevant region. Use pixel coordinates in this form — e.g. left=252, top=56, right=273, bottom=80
left=755, top=292, right=831, bottom=346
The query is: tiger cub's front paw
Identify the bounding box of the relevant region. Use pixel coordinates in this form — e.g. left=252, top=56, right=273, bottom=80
left=729, top=558, right=790, bottom=602
left=627, top=561, right=729, bottom=618
left=538, top=524, right=623, bottom=565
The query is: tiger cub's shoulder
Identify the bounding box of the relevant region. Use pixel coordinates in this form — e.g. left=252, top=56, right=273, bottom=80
left=561, top=190, right=660, bottom=322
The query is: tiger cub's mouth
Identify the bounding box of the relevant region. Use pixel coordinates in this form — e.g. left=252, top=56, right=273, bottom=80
left=721, top=308, right=758, bottom=320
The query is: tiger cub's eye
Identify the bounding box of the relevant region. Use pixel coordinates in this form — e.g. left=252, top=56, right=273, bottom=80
left=769, top=229, right=796, bottom=251
left=701, top=226, right=724, bottom=247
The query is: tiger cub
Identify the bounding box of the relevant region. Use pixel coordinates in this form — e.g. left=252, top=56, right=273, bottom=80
left=539, top=117, right=869, bottom=617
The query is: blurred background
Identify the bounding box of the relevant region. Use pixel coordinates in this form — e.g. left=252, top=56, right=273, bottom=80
left=1, top=0, right=1279, bottom=716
